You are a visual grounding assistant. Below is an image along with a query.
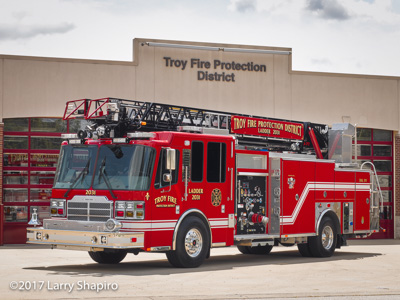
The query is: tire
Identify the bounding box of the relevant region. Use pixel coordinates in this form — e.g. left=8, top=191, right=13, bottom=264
left=297, top=243, right=312, bottom=257
left=166, top=216, right=210, bottom=268
left=237, top=245, right=251, bottom=254
left=247, top=245, right=273, bottom=255
left=88, top=250, right=127, bottom=264
left=237, top=245, right=273, bottom=255
left=308, top=217, right=337, bottom=257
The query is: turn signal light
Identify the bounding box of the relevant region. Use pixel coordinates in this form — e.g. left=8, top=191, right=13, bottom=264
left=115, top=201, right=145, bottom=220
left=50, top=199, right=66, bottom=217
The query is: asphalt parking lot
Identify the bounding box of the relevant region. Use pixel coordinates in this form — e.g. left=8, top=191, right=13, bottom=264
left=1, top=239, right=400, bottom=300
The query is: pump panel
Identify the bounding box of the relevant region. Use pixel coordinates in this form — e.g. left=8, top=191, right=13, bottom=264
left=236, top=174, right=267, bottom=235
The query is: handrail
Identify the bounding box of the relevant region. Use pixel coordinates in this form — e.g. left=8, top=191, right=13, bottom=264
left=360, top=161, right=383, bottom=213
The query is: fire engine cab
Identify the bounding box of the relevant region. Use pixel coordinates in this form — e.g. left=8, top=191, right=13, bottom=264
left=27, top=97, right=382, bottom=268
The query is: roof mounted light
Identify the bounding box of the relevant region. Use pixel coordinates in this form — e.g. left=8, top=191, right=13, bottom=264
left=177, top=126, right=203, bottom=133
left=61, top=133, right=78, bottom=139
left=113, top=138, right=127, bottom=143
left=127, top=132, right=155, bottom=139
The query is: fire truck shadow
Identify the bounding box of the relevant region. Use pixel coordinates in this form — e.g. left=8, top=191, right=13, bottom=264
left=24, top=249, right=381, bottom=276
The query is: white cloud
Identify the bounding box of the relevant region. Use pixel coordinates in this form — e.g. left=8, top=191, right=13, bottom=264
left=228, top=0, right=257, bottom=13
left=306, top=0, right=351, bottom=20
left=0, top=23, right=75, bottom=41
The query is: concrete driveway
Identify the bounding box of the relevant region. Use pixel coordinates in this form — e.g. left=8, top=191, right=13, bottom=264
left=1, top=240, right=400, bottom=300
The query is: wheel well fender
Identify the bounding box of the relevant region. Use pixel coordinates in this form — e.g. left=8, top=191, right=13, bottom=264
left=315, top=209, right=341, bottom=237
left=172, top=209, right=212, bottom=251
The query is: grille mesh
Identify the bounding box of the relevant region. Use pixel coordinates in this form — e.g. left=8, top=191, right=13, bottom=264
left=67, top=199, right=112, bottom=222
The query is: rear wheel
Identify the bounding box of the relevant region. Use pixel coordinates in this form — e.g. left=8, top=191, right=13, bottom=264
left=237, top=245, right=273, bottom=255
left=308, top=217, right=337, bottom=257
left=88, top=250, right=127, bottom=264
left=237, top=245, right=251, bottom=254
left=248, top=245, right=273, bottom=254
left=297, top=243, right=312, bottom=257
left=166, top=216, right=210, bottom=268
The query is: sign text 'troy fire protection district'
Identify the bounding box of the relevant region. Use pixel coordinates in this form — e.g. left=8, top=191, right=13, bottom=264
left=163, top=57, right=267, bottom=83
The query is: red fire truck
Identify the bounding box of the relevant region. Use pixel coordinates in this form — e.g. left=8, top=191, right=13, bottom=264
left=27, top=98, right=382, bottom=268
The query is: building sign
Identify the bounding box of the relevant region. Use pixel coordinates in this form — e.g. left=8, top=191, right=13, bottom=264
left=231, top=116, right=304, bottom=140
left=163, top=57, right=266, bottom=83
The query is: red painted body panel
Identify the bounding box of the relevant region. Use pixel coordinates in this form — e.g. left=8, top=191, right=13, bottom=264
left=280, top=159, right=316, bottom=235
left=354, top=172, right=371, bottom=232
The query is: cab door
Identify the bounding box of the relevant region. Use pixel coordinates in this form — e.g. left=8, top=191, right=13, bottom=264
left=202, top=140, right=235, bottom=246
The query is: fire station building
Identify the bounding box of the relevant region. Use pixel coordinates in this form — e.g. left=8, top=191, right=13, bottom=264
left=0, top=38, right=399, bottom=244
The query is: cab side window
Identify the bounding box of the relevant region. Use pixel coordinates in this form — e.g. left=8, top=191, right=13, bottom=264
left=207, top=142, right=226, bottom=183
left=191, top=141, right=204, bottom=182
left=154, top=149, right=180, bottom=189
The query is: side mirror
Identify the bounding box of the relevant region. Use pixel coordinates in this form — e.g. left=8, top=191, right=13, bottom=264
left=165, top=148, right=176, bottom=171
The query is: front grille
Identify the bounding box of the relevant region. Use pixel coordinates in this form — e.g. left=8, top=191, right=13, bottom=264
left=67, top=197, right=113, bottom=222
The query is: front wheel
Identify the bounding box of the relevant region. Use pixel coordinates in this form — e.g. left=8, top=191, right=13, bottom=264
left=308, top=217, right=337, bottom=257
left=166, top=216, right=210, bottom=268
left=88, top=250, right=127, bottom=264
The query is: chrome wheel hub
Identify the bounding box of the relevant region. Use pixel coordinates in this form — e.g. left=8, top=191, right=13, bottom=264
left=185, top=228, right=203, bottom=257
left=321, top=225, right=334, bottom=250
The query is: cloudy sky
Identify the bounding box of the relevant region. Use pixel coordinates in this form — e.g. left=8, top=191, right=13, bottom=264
left=1, top=0, right=400, bottom=76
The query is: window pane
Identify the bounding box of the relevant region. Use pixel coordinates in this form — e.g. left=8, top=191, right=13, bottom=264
left=373, top=129, right=392, bottom=141
left=377, top=175, right=391, bottom=187
left=373, top=160, right=391, bottom=172
left=31, top=136, right=62, bottom=150
left=4, top=136, right=28, bottom=149
left=4, top=118, right=29, bottom=132
left=154, top=148, right=179, bottom=189
left=30, top=154, right=59, bottom=167
left=30, top=206, right=51, bottom=222
left=358, top=160, right=371, bottom=169
left=357, top=128, right=371, bottom=141
left=373, top=145, right=391, bottom=157
left=31, top=118, right=66, bottom=132
left=3, top=153, right=29, bottom=167
left=191, top=142, right=204, bottom=182
left=92, top=145, right=156, bottom=191
left=381, top=206, right=392, bottom=220
left=207, top=142, right=226, bottom=183
left=68, top=119, right=91, bottom=133
left=30, top=171, right=55, bottom=185
left=30, top=189, right=52, bottom=202
left=355, top=145, right=371, bottom=157
left=3, top=171, right=28, bottom=185
left=381, top=191, right=392, bottom=203
left=237, top=154, right=267, bottom=169
left=3, top=188, right=28, bottom=202
left=4, top=206, right=28, bottom=222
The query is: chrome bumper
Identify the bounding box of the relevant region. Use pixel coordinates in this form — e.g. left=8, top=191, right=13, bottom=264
left=27, top=227, right=144, bottom=250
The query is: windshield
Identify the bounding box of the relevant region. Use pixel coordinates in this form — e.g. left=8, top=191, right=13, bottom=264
left=54, top=144, right=156, bottom=191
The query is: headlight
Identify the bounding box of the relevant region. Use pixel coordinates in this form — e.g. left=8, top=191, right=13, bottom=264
left=50, top=199, right=66, bottom=217
left=105, top=219, right=122, bottom=232
left=115, top=201, right=145, bottom=220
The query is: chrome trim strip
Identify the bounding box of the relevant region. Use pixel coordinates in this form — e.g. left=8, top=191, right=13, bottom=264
left=27, top=228, right=144, bottom=249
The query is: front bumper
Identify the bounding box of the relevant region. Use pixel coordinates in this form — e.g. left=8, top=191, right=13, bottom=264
left=27, top=227, right=144, bottom=250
